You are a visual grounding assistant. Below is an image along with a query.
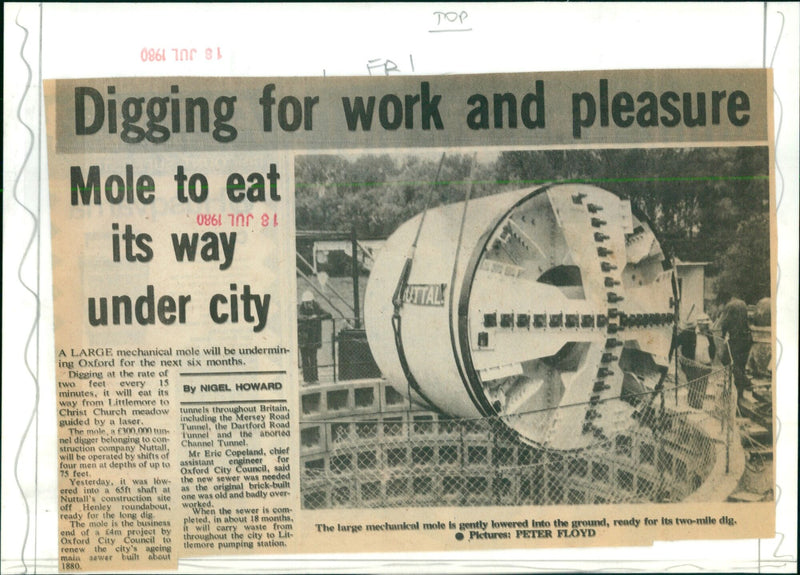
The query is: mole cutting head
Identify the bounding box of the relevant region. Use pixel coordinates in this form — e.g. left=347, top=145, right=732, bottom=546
left=365, top=184, right=676, bottom=450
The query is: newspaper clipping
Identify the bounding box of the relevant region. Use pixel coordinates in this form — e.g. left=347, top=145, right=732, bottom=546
left=45, top=69, right=775, bottom=571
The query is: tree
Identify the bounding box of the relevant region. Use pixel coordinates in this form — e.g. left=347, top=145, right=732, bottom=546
left=295, top=148, right=771, bottom=304
left=715, top=212, right=771, bottom=304
left=295, top=153, right=497, bottom=237
left=494, top=147, right=770, bottom=278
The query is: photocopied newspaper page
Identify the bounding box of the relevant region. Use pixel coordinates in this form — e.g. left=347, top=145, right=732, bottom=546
left=42, top=69, right=776, bottom=571
left=4, top=3, right=798, bottom=574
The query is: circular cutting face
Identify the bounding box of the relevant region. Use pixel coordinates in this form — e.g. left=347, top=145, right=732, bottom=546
left=462, top=186, right=675, bottom=450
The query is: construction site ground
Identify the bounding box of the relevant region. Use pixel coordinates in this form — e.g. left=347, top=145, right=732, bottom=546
left=729, top=375, right=774, bottom=502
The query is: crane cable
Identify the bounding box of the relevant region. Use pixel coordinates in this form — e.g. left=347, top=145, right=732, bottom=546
left=391, top=152, right=447, bottom=408
left=447, top=152, right=485, bottom=414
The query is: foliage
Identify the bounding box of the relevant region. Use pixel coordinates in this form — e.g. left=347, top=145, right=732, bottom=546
left=494, top=147, right=770, bottom=302
left=295, top=153, right=508, bottom=238
left=295, top=147, right=771, bottom=303
left=715, top=211, right=771, bottom=304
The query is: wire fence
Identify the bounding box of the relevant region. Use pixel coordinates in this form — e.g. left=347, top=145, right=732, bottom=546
left=300, top=333, right=737, bottom=509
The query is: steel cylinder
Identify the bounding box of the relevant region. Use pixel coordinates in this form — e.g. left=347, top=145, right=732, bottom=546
left=364, top=184, right=675, bottom=450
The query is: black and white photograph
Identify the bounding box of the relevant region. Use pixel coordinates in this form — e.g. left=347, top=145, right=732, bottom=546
left=296, top=147, right=773, bottom=509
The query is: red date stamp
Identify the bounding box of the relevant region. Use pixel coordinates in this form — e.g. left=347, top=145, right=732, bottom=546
left=140, top=47, right=223, bottom=63
left=195, top=213, right=278, bottom=227
left=196, top=214, right=222, bottom=227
